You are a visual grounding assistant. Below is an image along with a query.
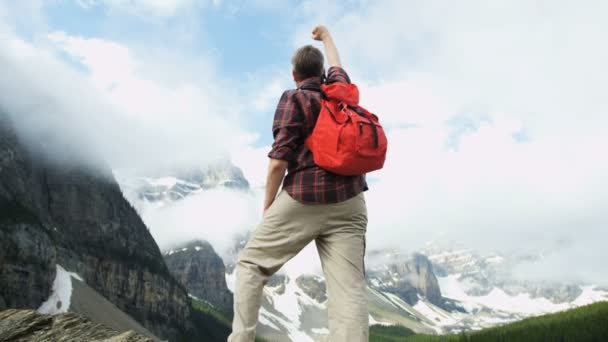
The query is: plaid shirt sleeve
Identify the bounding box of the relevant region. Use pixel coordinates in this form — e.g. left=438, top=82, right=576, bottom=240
left=267, top=90, right=304, bottom=162
left=326, top=66, right=351, bottom=84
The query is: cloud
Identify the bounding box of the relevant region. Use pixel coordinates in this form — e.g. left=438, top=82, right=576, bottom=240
left=143, top=184, right=326, bottom=278
left=0, top=25, right=251, bottom=172
left=281, top=0, right=608, bottom=284
left=76, top=0, right=199, bottom=17
left=143, top=187, right=263, bottom=254
left=3, top=0, right=607, bottom=286
left=228, top=134, right=270, bottom=189
left=298, top=0, right=608, bottom=134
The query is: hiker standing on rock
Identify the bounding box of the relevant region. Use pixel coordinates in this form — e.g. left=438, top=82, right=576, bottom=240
left=229, top=25, right=387, bottom=342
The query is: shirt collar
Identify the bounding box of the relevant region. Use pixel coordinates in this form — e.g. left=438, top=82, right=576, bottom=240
left=297, top=76, right=322, bottom=90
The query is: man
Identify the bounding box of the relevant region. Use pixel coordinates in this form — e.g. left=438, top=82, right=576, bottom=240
left=229, top=25, right=369, bottom=342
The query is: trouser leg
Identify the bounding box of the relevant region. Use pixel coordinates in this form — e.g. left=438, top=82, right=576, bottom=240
left=315, top=193, right=368, bottom=342
left=228, top=190, right=320, bottom=342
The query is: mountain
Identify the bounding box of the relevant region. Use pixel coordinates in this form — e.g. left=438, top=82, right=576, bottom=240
left=421, top=245, right=583, bottom=302
left=164, top=240, right=234, bottom=316
left=223, top=250, right=448, bottom=341
left=416, top=244, right=608, bottom=332
left=0, top=112, right=225, bottom=341
left=367, top=251, right=444, bottom=307
left=421, top=244, right=599, bottom=308
left=114, top=161, right=250, bottom=213
left=223, top=240, right=608, bottom=340
left=112, top=155, right=608, bottom=341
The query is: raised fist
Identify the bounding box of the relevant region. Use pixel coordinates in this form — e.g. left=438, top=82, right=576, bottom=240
left=312, top=25, right=330, bottom=41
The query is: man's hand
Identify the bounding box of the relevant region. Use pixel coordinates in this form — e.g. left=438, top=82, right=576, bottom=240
left=312, top=25, right=330, bottom=41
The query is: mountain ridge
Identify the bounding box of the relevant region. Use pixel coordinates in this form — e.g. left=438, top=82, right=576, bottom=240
left=0, top=112, right=221, bottom=340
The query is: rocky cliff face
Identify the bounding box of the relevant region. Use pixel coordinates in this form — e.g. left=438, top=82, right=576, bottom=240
left=0, top=113, right=205, bottom=340
left=164, top=240, right=233, bottom=316
left=367, top=253, right=443, bottom=307
left=0, top=309, right=152, bottom=342
left=296, top=275, right=327, bottom=303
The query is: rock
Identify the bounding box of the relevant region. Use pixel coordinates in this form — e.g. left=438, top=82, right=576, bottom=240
left=69, top=277, right=160, bottom=340
left=0, top=309, right=153, bottom=341
left=296, top=275, right=327, bottom=303
left=266, top=274, right=288, bottom=295
left=164, top=240, right=233, bottom=316
left=367, top=253, right=443, bottom=307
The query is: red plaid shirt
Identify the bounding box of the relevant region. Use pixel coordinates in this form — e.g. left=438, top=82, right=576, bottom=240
left=267, top=66, right=368, bottom=204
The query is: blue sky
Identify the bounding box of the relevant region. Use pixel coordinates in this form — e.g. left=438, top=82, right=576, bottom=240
left=42, top=1, right=300, bottom=145
left=1, top=0, right=608, bottom=282
left=46, top=1, right=293, bottom=70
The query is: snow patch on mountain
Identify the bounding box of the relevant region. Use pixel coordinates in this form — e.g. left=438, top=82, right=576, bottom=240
left=263, top=277, right=316, bottom=342
left=258, top=306, right=281, bottom=331
left=572, top=285, right=608, bottom=306
left=37, top=265, right=83, bottom=315
left=225, top=270, right=235, bottom=293
left=413, top=296, right=458, bottom=327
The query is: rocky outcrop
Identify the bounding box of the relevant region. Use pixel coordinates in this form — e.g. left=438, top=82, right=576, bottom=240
left=69, top=276, right=160, bottom=340
left=296, top=275, right=327, bottom=303
left=0, top=309, right=152, bottom=342
left=368, top=253, right=443, bottom=307
left=164, top=240, right=233, bottom=316
left=266, top=274, right=288, bottom=295
left=0, top=113, right=207, bottom=340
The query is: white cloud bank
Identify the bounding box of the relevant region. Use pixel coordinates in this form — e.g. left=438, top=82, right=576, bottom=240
left=284, top=0, right=608, bottom=283
left=0, top=25, right=250, bottom=171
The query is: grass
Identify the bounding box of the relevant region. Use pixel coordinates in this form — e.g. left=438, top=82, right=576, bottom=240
left=370, top=324, right=417, bottom=341
left=370, top=301, right=608, bottom=342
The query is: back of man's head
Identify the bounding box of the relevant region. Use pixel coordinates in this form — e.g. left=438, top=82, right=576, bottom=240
left=292, top=45, right=324, bottom=81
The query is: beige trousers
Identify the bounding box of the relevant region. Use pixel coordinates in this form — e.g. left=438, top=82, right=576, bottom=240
left=228, top=190, right=369, bottom=342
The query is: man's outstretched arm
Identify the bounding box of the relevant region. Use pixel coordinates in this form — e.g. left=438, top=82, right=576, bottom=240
left=263, top=158, right=288, bottom=213
left=312, top=25, right=341, bottom=68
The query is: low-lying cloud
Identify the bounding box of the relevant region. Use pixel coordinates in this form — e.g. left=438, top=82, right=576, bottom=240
left=140, top=188, right=263, bottom=255
left=0, top=24, right=246, bottom=173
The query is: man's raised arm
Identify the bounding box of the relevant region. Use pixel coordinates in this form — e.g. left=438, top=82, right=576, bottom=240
left=312, top=25, right=341, bottom=68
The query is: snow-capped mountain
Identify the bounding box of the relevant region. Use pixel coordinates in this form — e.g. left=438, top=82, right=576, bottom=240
left=115, top=169, right=608, bottom=341
left=225, top=243, right=608, bottom=340
left=114, top=160, right=250, bottom=213
left=420, top=244, right=594, bottom=304
left=416, top=244, right=608, bottom=332
left=223, top=255, right=448, bottom=341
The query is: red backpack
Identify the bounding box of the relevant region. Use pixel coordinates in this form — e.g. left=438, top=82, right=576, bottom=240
left=301, top=82, right=387, bottom=176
